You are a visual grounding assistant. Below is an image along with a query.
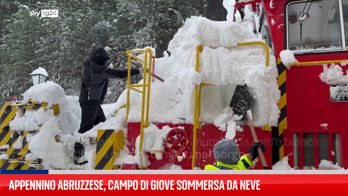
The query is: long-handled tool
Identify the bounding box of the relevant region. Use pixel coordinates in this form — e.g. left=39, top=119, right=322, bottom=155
left=230, top=85, right=269, bottom=169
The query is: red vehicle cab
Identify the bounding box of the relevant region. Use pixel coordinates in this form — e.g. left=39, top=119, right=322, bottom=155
left=258, top=0, right=348, bottom=169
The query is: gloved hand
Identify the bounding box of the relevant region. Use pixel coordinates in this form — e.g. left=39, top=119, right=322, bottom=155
left=248, top=142, right=265, bottom=160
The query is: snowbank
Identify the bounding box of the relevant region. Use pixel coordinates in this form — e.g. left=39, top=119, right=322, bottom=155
left=122, top=16, right=279, bottom=128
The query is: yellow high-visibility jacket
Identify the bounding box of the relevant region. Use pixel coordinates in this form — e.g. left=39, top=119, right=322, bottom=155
left=204, top=154, right=253, bottom=170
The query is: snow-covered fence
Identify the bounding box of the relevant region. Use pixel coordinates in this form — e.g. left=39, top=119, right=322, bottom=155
left=0, top=101, right=60, bottom=170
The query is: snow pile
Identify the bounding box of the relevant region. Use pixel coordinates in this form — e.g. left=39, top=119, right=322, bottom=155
left=10, top=109, right=54, bottom=131
left=320, top=64, right=348, bottom=86
left=272, top=156, right=293, bottom=170
left=8, top=81, right=81, bottom=169
left=10, top=81, right=81, bottom=134
left=318, top=160, right=344, bottom=170
left=122, top=17, right=280, bottom=131
left=280, top=50, right=298, bottom=69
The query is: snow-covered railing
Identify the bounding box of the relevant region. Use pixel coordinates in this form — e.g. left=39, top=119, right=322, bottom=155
left=191, top=41, right=271, bottom=169
left=0, top=100, right=60, bottom=170
left=292, top=59, right=348, bottom=67
left=12, top=101, right=60, bottom=116
left=126, top=48, right=153, bottom=168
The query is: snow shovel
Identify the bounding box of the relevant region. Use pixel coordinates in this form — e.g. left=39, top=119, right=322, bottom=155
left=230, top=85, right=269, bottom=169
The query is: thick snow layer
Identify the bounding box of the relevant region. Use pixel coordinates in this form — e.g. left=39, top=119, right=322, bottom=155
left=320, top=64, right=348, bottom=86
left=272, top=156, right=293, bottom=170
left=10, top=82, right=81, bottom=133
left=280, top=50, right=298, bottom=69
left=22, top=81, right=65, bottom=104
left=10, top=109, right=54, bottom=131
left=122, top=17, right=280, bottom=128
left=8, top=81, right=81, bottom=169
left=168, top=17, right=256, bottom=50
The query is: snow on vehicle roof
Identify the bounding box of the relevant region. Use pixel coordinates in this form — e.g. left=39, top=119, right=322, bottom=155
left=118, top=16, right=280, bottom=127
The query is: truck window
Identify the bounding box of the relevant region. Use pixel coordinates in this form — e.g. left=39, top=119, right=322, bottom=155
left=287, top=0, right=343, bottom=53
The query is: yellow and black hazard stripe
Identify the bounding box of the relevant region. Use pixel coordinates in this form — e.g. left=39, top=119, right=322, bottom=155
left=2, top=131, right=21, bottom=160
left=0, top=159, right=40, bottom=170
left=95, top=129, right=125, bottom=170
left=16, top=131, right=30, bottom=159
left=272, top=59, right=287, bottom=165
left=0, top=103, right=17, bottom=146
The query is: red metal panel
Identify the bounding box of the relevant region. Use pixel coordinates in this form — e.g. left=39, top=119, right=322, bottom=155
left=127, top=122, right=272, bottom=169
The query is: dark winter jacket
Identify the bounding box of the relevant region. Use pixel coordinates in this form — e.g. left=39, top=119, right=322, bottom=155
left=79, top=47, right=140, bottom=104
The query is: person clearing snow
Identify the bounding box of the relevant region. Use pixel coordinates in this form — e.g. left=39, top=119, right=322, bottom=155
left=74, top=45, right=140, bottom=165
left=204, top=139, right=265, bottom=170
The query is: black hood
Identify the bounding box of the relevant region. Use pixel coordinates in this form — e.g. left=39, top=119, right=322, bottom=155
left=90, top=47, right=110, bottom=65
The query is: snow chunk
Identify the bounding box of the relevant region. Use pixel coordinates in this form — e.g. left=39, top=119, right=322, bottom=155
left=272, top=156, right=293, bottom=170
left=280, top=50, right=298, bottom=69
left=330, top=85, right=348, bottom=101
left=320, top=64, right=348, bottom=86
left=318, top=160, right=344, bottom=170
left=320, top=123, right=329, bottom=129
left=135, top=125, right=173, bottom=167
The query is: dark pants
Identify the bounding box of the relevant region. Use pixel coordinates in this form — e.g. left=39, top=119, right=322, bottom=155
left=78, top=103, right=106, bottom=134
left=75, top=103, right=106, bottom=161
